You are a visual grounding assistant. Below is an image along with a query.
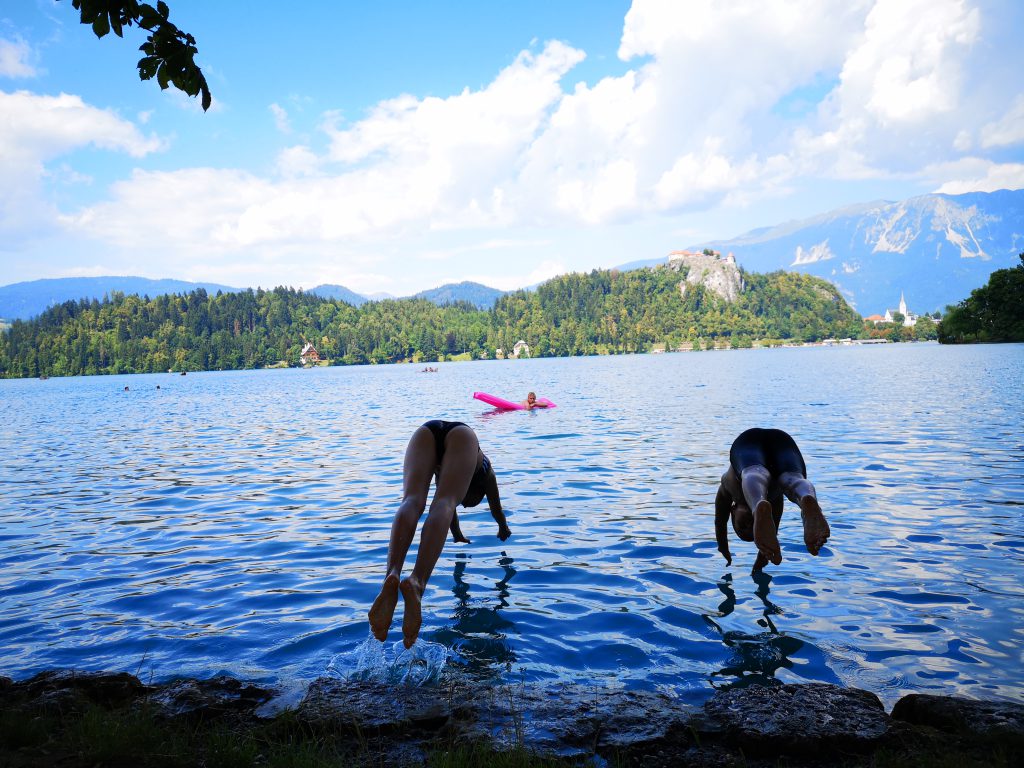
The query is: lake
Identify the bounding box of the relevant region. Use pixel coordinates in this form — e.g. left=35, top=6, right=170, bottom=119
left=1, top=343, right=1022, bottom=708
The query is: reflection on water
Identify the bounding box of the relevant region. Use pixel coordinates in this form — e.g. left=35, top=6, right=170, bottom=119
left=703, top=572, right=843, bottom=691
left=1, top=343, right=1022, bottom=707
left=432, top=555, right=518, bottom=678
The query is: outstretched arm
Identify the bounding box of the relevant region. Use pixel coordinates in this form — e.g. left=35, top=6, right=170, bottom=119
left=484, top=470, right=511, bottom=540
left=449, top=510, right=470, bottom=543
left=715, top=484, right=733, bottom=566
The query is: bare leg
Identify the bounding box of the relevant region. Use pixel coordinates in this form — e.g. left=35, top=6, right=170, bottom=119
left=400, top=425, right=479, bottom=648
left=778, top=472, right=830, bottom=555
left=368, top=427, right=434, bottom=642
left=751, top=492, right=784, bottom=573
left=740, top=465, right=782, bottom=566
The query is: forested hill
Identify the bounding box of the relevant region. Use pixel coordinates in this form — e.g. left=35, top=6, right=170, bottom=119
left=0, top=267, right=863, bottom=378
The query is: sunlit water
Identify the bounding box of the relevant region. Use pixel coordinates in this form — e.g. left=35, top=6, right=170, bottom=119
left=1, top=344, right=1022, bottom=708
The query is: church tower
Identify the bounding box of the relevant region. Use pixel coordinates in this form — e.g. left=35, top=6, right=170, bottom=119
left=898, top=291, right=908, bottom=317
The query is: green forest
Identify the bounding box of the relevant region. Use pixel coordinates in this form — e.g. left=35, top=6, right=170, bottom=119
left=938, top=253, right=1024, bottom=344
left=1, top=265, right=871, bottom=378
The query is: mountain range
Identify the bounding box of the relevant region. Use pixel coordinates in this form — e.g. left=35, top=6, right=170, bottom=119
left=1, top=189, right=1019, bottom=321
left=676, top=189, right=1023, bottom=314
left=0, top=277, right=503, bottom=321
left=0, top=277, right=239, bottom=323
left=411, top=281, right=504, bottom=310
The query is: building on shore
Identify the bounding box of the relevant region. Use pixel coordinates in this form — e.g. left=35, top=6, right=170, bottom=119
left=883, top=292, right=918, bottom=327
left=300, top=342, right=321, bottom=365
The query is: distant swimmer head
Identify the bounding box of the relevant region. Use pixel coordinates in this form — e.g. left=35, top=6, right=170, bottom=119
left=527, top=392, right=537, bottom=404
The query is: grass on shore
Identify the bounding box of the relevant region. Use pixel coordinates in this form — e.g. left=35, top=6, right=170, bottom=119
left=0, top=703, right=570, bottom=768
left=0, top=700, right=1014, bottom=768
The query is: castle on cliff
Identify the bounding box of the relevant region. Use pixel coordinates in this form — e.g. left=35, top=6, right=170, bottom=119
left=666, top=250, right=744, bottom=303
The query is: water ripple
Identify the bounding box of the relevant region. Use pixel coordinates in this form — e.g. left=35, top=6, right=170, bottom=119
left=1, top=345, right=1022, bottom=707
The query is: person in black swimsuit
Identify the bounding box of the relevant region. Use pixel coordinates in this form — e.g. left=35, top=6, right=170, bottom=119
left=368, top=420, right=508, bottom=648
left=714, top=428, right=830, bottom=572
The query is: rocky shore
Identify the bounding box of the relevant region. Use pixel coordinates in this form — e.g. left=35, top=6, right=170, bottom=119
left=1, top=670, right=1021, bottom=766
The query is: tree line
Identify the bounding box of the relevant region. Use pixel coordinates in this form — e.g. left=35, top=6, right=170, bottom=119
left=0, top=265, right=871, bottom=378
left=938, top=253, right=1024, bottom=344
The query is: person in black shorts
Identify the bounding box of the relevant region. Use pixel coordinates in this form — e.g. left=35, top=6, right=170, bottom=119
left=368, top=420, right=509, bottom=648
left=714, top=428, right=830, bottom=571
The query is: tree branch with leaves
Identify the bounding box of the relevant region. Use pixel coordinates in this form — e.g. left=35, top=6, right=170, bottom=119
left=65, top=0, right=212, bottom=111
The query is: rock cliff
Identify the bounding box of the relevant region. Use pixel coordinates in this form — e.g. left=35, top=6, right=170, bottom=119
left=667, top=249, right=745, bottom=303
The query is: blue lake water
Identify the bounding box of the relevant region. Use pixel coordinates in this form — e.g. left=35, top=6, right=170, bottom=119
left=1, top=343, right=1022, bottom=708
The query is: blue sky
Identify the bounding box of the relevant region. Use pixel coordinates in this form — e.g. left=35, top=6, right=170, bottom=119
left=1, top=0, right=1023, bottom=295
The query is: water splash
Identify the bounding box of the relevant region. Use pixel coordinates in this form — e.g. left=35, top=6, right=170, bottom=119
left=326, top=631, right=448, bottom=687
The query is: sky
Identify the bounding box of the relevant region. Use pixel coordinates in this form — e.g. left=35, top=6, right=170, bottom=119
left=1, top=0, right=1023, bottom=296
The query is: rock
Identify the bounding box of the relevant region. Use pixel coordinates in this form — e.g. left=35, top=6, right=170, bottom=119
left=296, top=678, right=453, bottom=733
left=150, top=675, right=275, bottom=720
left=447, top=683, right=695, bottom=758
left=0, top=670, right=151, bottom=713
left=891, top=693, right=1024, bottom=745
left=1, top=667, right=1019, bottom=767
left=694, top=683, right=891, bottom=758
left=668, top=250, right=744, bottom=303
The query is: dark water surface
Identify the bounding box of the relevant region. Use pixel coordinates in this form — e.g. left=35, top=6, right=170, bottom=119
left=2, top=343, right=1022, bottom=707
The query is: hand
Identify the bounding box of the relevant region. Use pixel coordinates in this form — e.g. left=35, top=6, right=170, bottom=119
left=497, top=525, right=511, bottom=541
left=719, top=547, right=732, bottom=566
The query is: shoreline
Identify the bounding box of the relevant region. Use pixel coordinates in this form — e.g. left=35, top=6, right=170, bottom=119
left=2, top=669, right=1021, bottom=767
left=2, top=338, right=949, bottom=382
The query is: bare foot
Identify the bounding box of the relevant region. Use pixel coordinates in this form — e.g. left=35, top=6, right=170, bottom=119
left=800, top=495, right=830, bottom=555
left=452, top=531, right=471, bottom=544
left=400, top=576, right=424, bottom=649
left=753, top=499, right=782, bottom=565
left=368, top=574, right=400, bottom=641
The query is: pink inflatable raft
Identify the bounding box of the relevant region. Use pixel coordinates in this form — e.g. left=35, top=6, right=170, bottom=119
left=473, top=391, right=556, bottom=410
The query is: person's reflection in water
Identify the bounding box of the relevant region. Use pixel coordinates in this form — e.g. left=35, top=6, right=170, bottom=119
left=432, top=554, right=517, bottom=678
left=703, top=572, right=805, bottom=690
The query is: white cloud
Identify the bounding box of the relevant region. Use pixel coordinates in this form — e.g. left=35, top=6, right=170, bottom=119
left=841, top=0, right=979, bottom=125
left=980, top=95, right=1024, bottom=149
left=269, top=102, right=291, bottom=133
left=274, top=145, right=320, bottom=178
left=0, top=91, right=161, bottom=162
left=933, top=161, right=1024, bottom=194
left=803, top=0, right=987, bottom=176
left=0, top=38, right=37, bottom=78
left=0, top=90, right=162, bottom=241
left=654, top=140, right=771, bottom=210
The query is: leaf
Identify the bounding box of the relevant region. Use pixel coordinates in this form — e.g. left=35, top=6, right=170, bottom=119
left=137, top=55, right=159, bottom=80
left=137, top=4, right=161, bottom=29
left=91, top=13, right=110, bottom=38
left=157, top=0, right=169, bottom=20
left=108, top=11, right=124, bottom=37
left=156, top=62, right=170, bottom=90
